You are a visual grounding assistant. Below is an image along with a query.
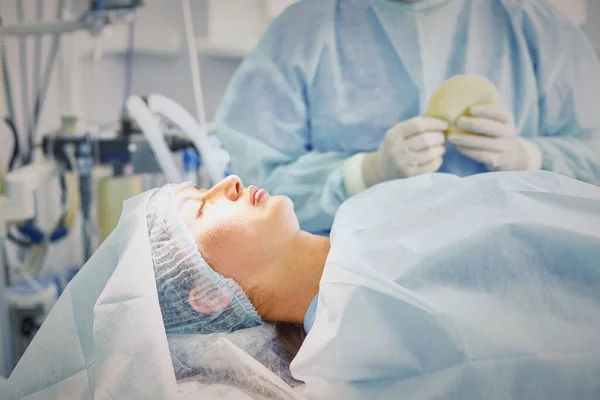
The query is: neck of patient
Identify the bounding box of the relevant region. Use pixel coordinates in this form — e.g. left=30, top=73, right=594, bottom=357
left=256, top=231, right=329, bottom=325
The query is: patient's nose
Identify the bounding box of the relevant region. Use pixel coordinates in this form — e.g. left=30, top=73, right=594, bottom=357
left=207, top=175, right=243, bottom=201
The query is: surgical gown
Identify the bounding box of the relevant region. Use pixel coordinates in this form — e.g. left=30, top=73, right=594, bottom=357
left=217, top=0, right=600, bottom=234
left=290, top=170, right=600, bottom=399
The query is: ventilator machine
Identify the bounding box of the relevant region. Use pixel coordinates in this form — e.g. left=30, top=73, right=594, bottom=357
left=0, top=0, right=229, bottom=378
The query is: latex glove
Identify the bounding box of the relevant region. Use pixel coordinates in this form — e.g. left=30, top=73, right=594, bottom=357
left=359, top=116, right=449, bottom=189
left=448, top=105, right=541, bottom=171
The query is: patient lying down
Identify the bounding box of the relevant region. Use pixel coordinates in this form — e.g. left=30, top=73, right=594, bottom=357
left=147, top=175, right=325, bottom=395
left=148, top=172, right=600, bottom=399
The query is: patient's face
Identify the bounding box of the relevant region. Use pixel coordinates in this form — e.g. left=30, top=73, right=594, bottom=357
left=176, top=175, right=299, bottom=291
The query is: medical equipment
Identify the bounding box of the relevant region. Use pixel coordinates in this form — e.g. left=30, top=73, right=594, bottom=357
left=97, top=174, right=143, bottom=241
left=148, top=183, right=262, bottom=334
left=90, top=0, right=144, bottom=10
left=2, top=127, right=197, bottom=375
left=6, top=277, right=58, bottom=365
left=216, top=0, right=600, bottom=235
left=41, top=126, right=195, bottom=260
left=2, top=2, right=140, bottom=36
left=0, top=161, right=62, bottom=377
left=125, top=97, right=185, bottom=183
left=40, top=89, right=229, bottom=249
left=0, top=189, right=177, bottom=399
left=39, top=98, right=229, bottom=257
left=1, top=0, right=232, bottom=379
left=183, top=148, right=201, bottom=185
left=1, top=0, right=144, bottom=168
left=125, top=94, right=227, bottom=186
left=0, top=121, right=202, bottom=371
left=0, top=0, right=146, bottom=283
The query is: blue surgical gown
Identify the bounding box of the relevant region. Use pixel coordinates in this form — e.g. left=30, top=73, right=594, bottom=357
left=216, top=0, right=600, bottom=234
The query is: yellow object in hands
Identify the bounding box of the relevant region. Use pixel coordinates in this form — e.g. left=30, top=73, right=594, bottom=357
left=425, top=75, right=500, bottom=134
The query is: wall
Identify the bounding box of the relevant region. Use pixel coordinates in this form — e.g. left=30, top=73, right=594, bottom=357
left=583, top=0, right=600, bottom=52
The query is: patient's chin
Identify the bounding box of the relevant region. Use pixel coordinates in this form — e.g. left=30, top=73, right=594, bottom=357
left=269, top=196, right=298, bottom=226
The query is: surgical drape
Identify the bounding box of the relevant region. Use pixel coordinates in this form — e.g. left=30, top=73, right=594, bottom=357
left=291, top=171, right=600, bottom=399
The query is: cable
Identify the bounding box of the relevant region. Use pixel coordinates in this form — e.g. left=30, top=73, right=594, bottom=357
left=7, top=229, right=33, bottom=248
left=181, top=0, right=208, bottom=127
left=5, top=117, right=21, bottom=171
left=16, top=0, right=34, bottom=165
left=123, top=20, right=135, bottom=105
left=33, top=0, right=66, bottom=132
left=2, top=27, right=17, bottom=127
left=33, top=0, right=44, bottom=121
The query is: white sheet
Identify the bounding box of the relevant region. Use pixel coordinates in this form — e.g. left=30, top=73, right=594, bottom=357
left=292, top=171, right=600, bottom=399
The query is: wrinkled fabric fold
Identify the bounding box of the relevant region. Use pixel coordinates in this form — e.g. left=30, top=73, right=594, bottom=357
left=292, top=171, right=600, bottom=400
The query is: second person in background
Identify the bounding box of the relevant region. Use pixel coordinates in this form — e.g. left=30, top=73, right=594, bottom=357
left=216, top=0, right=600, bottom=234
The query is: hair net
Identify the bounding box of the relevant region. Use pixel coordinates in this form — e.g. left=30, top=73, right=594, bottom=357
left=146, top=182, right=263, bottom=334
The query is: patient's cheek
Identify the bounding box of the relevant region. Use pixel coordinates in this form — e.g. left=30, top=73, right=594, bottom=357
left=195, top=225, right=246, bottom=278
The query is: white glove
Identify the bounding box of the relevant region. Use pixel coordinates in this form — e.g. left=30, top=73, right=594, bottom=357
left=448, top=105, right=542, bottom=171
left=344, top=116, right=448, bottom=194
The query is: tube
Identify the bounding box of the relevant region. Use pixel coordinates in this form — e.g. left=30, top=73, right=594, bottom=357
left=125, top=96, right=183, bottom=183
left=181, top=0, right=208, bottom=131
left=16, top=0, right=33, bottom=164
left=148, top=94, right=224, bottom=185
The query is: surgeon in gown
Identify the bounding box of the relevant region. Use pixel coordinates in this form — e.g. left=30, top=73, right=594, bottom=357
left=216, top=0, right=600, bottom=234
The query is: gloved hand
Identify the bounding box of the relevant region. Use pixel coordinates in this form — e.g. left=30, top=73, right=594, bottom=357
left=361, top=116, right=449, bottom=188
left=448, top=105, right=540, bottom=171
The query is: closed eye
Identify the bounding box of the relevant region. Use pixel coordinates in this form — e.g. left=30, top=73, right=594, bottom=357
left=196, top=199, right=206, bottom=220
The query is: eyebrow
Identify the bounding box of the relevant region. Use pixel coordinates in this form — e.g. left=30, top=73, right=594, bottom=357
left=177, top=188, right=208, bottom=211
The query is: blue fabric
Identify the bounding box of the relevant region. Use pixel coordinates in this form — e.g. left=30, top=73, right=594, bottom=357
left=216, top=0, right=600, bottom=234
left=303, top=294, right=319, bottom=334
left=291, top=170, right=600, bottom=399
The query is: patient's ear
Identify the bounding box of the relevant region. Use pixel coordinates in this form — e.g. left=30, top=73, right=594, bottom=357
left=188, top=283, right=231, bottom=313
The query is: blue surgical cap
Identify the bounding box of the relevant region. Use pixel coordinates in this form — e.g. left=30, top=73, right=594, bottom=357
left=146, top=183, right=263, bottom=334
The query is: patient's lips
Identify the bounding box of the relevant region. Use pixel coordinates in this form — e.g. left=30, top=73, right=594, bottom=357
left=248, top=185, right=269, bottom=205
left=254, top=188, right=268, bottom=205
left=249, top=185, right=258, bottom=205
